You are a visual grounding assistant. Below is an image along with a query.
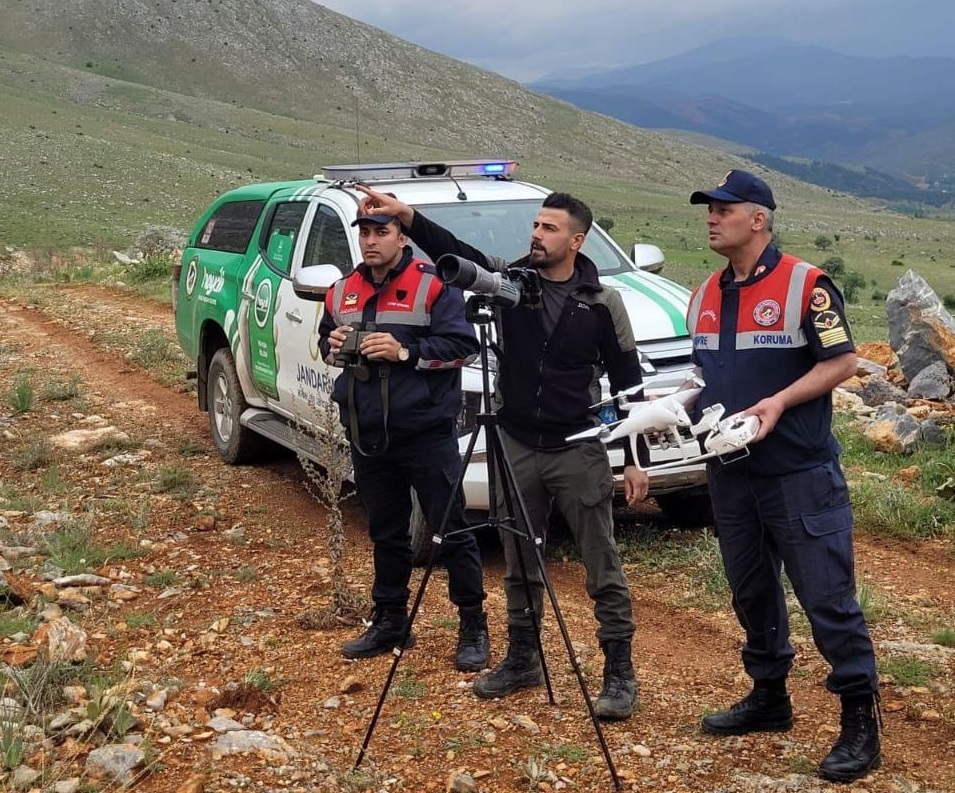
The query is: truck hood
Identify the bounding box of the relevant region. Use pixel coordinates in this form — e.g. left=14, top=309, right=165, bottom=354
left=601, top=271, right=690, bottom=341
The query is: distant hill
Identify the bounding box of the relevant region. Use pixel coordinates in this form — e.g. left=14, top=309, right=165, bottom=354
left=530, top=38, right=955, bottom=204
left=0, top=0, right=780, bottom=248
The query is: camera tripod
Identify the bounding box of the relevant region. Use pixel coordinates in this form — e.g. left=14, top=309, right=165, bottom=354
left=354, top=296, right=624, bottom=791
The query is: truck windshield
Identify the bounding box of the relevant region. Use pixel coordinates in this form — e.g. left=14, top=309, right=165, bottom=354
left=408, top=199, right=634, bottom=276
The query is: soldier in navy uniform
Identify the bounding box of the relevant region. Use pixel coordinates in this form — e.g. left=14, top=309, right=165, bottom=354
left=686, top=170, right=880, bottom=783
left=318, top=212, right=489, bottom=672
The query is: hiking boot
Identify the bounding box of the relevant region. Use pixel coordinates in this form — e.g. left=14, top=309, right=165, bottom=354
left=341, top=607, right=415, bottom=659
left=701, top=680, right=793, bottom=735
left=473, top=625, right=543, bottom=699
left=594, top=639, right=638, bottom=721
left=455, top=609, right=490, bottom=672
left=818, top=694, right=882, bottom=783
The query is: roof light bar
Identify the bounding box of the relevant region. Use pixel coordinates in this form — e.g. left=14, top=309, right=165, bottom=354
left=322, top=159, right=518, bottom=182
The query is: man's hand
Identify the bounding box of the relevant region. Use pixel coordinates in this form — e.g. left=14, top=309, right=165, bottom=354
left=326, top=324, right=352, bottom=357
left=623, top=465, right=649, bottom=507
left=743, top=395, right=785, bottom=442
left=354, top=185, right=415, bottom=228
left=359, top=331, right=406, bottom=362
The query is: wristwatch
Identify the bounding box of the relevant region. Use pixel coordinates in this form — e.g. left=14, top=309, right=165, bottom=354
left=397, top=346, right=410, bottom=362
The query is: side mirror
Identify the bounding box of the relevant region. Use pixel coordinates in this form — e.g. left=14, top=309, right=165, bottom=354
left=632, top=243, right=665, bottom=274
left=292, top=264, right=343, bottom=301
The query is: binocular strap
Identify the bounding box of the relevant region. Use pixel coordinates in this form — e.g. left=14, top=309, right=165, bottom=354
left=348, top=364, right=391, bottom=457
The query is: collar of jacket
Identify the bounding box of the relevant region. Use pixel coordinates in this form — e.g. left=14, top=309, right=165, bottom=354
left=511, top=251, right=603, bottom=293
left=719, top=243, right=783, bottom=287
left=356, top=246, right=415, bottom=285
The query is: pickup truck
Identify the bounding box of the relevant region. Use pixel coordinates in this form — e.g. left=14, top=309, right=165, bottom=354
left=172, top=159, right=710, bottom=562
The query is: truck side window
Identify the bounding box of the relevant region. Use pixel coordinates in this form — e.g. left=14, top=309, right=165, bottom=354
left=302, top=205, right=353, bottom=275
left=261, top=202, right=308, bottom=275
left=195, top=200, right=265, bottom=254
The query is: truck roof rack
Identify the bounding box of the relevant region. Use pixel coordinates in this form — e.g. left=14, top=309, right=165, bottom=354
left=320, top=159, right=518, bottom=183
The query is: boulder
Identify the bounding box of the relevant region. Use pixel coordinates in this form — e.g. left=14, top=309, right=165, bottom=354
left=908, top=361, right=952, bottom=400
left=886, top=270, right=955, bottom=383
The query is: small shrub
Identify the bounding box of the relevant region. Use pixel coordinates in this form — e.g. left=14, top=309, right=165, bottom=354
left=126, top=612, right=157, bottom=629
left=244, top=668, right=283, bottom=692
left=9, top=376, right=34, bottom=413
left=12, top=437, right=54, bottom=471
left=144, top=570, right=178, bottom=588
left=879, top=656, right=936, bottom=686
left=814, top=235, right=833, bottom=251
left=841, top=271, right=867, bottom=302
left=943, top=294, right=955, bottom=311
left=821, top=256, right=845, bottom=277
left=41, top=377, right=81, bottom=402
left=931, top=628, right=955, bottom=647
left=150, top=465, right=198, bottom=499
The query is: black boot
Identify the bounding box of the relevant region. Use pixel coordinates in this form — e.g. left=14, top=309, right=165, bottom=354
left=594, top=639, right=638, bottom=721
left=455, top=610, right=490, bottom=672
left=818, top=694, right=882, bottom=783
left=341, top=606, right=415, bottom=659
left=701, top=679, right=793, bottom=735
left=473, top=625, right=543, bottom=699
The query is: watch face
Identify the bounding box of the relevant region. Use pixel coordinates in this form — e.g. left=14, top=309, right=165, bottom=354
left=398, top=347, right=409, bottom=361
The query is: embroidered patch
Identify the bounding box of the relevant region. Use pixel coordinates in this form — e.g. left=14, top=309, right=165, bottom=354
left=814, top=311, right=849, bottom=347
left=344, top=292, right=359, bottom=306
left=753, top=299, right=781, bottom=327
left=810, top=286, right=831, bottom=312
left=718, top=171, right=732, bottom=187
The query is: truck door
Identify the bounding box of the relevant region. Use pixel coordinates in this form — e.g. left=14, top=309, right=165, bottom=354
left=244, top=201, right=310, bottom=401
left=274, top=202, right=357, bottom=418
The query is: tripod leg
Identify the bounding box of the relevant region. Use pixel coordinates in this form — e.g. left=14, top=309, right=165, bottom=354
left=354, top=427, right=482, bottom=771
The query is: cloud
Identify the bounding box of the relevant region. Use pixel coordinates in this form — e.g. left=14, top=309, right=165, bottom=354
left=314, top=0, right=955, bottom=81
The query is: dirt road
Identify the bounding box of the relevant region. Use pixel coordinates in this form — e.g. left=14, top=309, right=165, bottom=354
left=1, top=283, right=953, bottom=792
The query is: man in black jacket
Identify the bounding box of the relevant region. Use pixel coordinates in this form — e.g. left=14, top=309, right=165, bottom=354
left=354, top=186, right=648, bottom=720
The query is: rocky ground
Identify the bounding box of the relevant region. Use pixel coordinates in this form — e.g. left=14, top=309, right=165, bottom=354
left=1, top=282, right=954, bottom=793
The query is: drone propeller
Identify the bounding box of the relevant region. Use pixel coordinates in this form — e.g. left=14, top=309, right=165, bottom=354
left=588, top=382, right=646, bottom=410
left=566, top=423, right=615, bottom=442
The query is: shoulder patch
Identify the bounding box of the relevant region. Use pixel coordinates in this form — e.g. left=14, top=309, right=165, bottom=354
left=810, top=286, right=831, bottom=312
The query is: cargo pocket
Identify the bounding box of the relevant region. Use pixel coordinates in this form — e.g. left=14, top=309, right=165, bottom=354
left=798, top=502, right=855, bottom=603
left=578, top=444, right=614, bottom=507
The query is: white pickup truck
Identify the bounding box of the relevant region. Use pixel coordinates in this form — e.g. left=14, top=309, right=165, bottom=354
left=172, top=159, right=710, bottom=562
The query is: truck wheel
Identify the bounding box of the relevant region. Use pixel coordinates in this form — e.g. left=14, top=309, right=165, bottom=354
left=207, top=347, right=261, bottom=464
left=410, top=489, right=434, bottom=567
left=655, top=491, right=714, bottom=527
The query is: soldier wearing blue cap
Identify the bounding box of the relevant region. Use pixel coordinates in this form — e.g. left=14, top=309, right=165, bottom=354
left=686, top=170, right=881, bottom=783
left=319, top=210, right=490, bottom=672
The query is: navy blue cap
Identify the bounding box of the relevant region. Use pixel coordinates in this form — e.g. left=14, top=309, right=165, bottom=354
left=351, top=214, right=399, bottom=227
left=690, top=169, right=776, bottom=210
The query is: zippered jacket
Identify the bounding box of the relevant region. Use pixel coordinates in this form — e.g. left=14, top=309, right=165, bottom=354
left=686, top=247, right=854, bottom=475
left=318, top=248, right=478, bottom=453
left=409, top=211, right=645, bottom=458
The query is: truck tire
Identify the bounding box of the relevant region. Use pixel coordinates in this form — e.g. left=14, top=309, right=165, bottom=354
left=654, top=491, right=714, bottom=527
left=207, top=347, right=261, bottom=464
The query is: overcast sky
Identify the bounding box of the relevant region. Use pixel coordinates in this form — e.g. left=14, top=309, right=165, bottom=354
left=315, top=0, right=954, bottom=82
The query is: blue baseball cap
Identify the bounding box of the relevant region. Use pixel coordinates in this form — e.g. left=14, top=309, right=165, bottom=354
left=351, top=214, right=399, bottom=227
left=690, top=169, right=776, bottom=210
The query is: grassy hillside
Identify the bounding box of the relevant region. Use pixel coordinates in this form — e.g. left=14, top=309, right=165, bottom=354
left=2, top=0, right=955, bottom=342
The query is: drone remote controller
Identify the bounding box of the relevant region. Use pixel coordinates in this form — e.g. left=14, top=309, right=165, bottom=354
left=704, top=413, right=760, bottom=456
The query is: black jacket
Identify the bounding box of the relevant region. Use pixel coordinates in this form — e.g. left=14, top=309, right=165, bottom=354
left=409, top=211, right=645, bottom=458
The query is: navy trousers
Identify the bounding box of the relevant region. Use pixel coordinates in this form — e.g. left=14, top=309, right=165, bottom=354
left=350, top=427, right=485, bottom=612
left=708, top=459, right=877, bottom=696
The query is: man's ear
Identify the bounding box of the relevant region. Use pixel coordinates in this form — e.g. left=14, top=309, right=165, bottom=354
left=570, top=231, right=586, bottom=252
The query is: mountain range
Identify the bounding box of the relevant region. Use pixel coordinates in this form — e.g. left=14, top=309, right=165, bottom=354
left=530, top=38, right=955, bottom=204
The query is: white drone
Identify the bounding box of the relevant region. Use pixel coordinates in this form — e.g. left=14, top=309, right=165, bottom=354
left=566, top=375, right=760, bottom=469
